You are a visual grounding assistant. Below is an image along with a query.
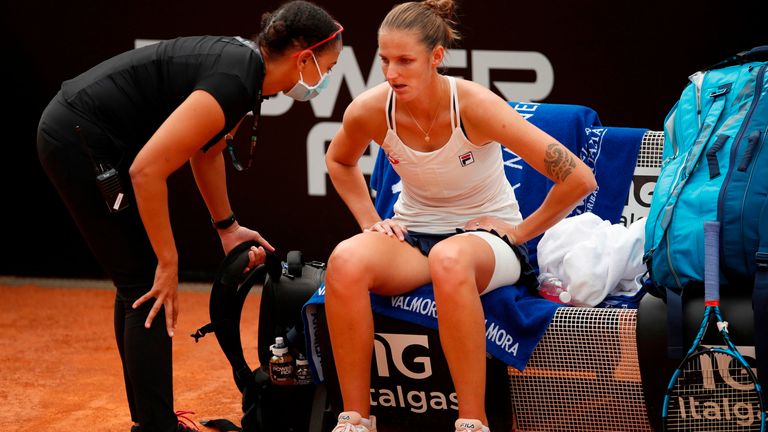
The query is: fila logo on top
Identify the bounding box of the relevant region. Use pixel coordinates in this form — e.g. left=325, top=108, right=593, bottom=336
left=459, top=151, right=474, bottom=166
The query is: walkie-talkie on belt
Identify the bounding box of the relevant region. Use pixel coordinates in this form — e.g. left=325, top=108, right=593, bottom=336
left=74, top=125, right=129, bottom=213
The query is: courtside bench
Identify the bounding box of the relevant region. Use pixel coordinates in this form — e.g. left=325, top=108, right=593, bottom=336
left=305, top=109, right=760, bottom=431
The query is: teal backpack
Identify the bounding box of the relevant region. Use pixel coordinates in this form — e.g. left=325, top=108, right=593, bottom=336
left=644, top=46, right=768, bottom=397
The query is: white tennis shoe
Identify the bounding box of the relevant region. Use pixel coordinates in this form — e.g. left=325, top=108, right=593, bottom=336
left=331, top=411, right=377, bottom=432
left=455, top=418, right=490, bottom=432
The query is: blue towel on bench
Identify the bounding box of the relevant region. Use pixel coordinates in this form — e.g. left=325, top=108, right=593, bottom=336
left=302, top=282, right=561, bottom=381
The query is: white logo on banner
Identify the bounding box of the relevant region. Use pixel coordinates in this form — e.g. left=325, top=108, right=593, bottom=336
left=369, top=333, right=459, bottom=414
left=373, top=333, right=432, bottom=380
left=620, top=166, right=658, bottom=227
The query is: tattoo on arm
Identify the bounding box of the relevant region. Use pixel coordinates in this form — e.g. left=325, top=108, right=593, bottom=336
left=543, top=143, right=577, bottom=181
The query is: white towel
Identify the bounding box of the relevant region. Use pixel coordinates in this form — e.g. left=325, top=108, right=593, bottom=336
left=537, top=213, right=646, bottom=307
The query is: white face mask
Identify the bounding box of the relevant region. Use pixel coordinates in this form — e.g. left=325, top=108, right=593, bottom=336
left=284, top=53, right=330, bottom=101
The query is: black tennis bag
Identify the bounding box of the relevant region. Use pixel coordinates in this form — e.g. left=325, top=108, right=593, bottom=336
left=192, top=241, right=330, bottom=432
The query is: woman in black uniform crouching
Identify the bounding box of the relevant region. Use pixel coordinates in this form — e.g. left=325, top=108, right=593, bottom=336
left=36, top=1, right=343, bottom=431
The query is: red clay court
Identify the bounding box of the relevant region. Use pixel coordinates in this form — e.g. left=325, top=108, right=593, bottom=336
left=0, top=278, right=260, bottom=432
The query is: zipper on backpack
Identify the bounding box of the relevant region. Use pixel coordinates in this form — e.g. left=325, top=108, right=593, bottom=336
left=690, top=71, right=705, bottom=127
left=663, top=111, right=679, bottom=163
left=663, top=72, right=705, bottom=163
left=737, top=130, right=762, bottom=171
left=717, top=64, right=767, bottom=222
left=739, top=127, right=767, bottom=271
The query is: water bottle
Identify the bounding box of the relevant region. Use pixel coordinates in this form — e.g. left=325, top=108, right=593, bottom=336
left=268, top=337, right=295, bottom=385
left=294, top=354, right=313, bottom=385
left=536, top=272, right=572, bottom=304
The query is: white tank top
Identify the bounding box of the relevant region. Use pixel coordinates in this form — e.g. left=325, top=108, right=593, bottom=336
left=382, top=76, right=523, bottom=234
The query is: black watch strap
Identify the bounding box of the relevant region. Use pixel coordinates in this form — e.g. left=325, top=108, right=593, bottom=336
left=212, top=213, right=236, bottom=230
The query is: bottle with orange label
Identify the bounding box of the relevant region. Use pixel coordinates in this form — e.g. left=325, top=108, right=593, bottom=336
left=268, top=337, right=295, bottom=385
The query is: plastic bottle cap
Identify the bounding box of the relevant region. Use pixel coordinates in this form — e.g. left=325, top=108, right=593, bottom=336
left=296, top=358, right=309, bottom=365
left=558, top=291, right=572, bottom=304
left=271, top=345, right=289, bottom=356
left=271, top=336, right=289, bottom=355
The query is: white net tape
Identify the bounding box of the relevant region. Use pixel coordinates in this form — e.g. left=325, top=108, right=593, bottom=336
left=508, top=308, right=653, bottom=431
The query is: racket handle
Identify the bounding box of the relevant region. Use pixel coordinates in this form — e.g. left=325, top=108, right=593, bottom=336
left=704, top=221, right=720, bottom=304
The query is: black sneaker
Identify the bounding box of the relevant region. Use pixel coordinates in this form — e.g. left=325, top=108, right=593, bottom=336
left=176, top=423, right=199, bottom=432
left=129, top=410, right=199, bottom=432
left=175, top=410, right=200, bottom=432
left=128, top=425, right=198, bottom=432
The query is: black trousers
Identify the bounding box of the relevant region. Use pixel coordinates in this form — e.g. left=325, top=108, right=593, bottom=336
left=37, top=93, right=177, bottom=432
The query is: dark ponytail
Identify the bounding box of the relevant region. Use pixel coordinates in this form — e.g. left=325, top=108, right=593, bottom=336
left=257, top=1, right=339, bottom=57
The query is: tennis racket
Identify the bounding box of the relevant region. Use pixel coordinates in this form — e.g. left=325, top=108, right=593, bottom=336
left=662, top=220, right=766, bottom=431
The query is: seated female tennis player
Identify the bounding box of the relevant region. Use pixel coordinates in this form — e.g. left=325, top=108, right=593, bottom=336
left=323, top=1, right=596, bottom=431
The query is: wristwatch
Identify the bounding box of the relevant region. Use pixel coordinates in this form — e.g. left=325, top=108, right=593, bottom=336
left=212, top=213, right=236, bottom=230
